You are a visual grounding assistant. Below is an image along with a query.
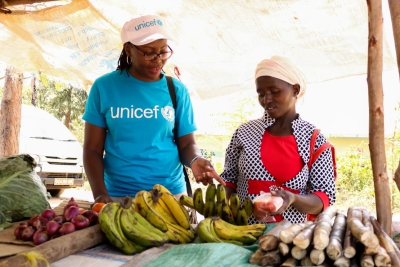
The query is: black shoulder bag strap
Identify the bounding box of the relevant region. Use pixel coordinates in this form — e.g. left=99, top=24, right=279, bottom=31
left=166, top=76, right=193, bottom=197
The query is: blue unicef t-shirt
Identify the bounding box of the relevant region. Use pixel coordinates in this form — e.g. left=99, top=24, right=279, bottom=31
left=82, top=70, right=197, bottom=197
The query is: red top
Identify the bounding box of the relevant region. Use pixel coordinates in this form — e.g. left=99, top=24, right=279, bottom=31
left=261, top=131, right=304, bottom=183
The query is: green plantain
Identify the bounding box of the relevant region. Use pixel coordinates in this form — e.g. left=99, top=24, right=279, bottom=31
left=221, top=202, right=236, bottom=224
left=98, top=202, right=143, bottom=255
left=179, top=195, right=195, bottom=209
left=135, top=190, right=168, bottom=232
left=213, top=216, right=266, bottom=238
left=216, top=184, right=227, bottom=204
left=120, top=208, right=167, bottom=247
left=236, top=205, right=249, bottom=226
left=203, top=184, right=216, bottom=218
left=212, top=216, right=257, bottom=245
left=197, top=217, right=243, bottom=245
left=242, top=196, right=253, bottom=217
left=229, top=193, right=240, bottom=221
left=193, top=188, right=205, bottom=215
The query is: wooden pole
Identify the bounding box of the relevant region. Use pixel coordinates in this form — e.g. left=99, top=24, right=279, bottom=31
left=0, top=66, right=22, bottom=157
left=388, top=0, right=400, bottom=191
left=388, top=0, right=400, bottom=78
left=367, top=0, right=392, bottom=236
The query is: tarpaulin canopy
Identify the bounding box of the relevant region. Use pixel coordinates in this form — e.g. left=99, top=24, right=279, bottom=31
left=0, top=0, right=397, bottom=100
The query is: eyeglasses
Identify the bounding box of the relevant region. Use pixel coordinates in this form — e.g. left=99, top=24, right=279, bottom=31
left=130, top=43, right=173, bottom=61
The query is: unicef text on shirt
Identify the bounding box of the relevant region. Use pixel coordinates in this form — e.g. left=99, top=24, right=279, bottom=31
left=134, top=19, right=163, bottom=31
left=110, top=106, right=160, bottom=119
left=110, top=105, right=175, bottom=122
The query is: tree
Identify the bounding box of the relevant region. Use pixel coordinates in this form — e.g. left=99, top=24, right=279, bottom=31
left=0, top=66, right=23, bottom=157
left=36, top=73, right=87, bottom=134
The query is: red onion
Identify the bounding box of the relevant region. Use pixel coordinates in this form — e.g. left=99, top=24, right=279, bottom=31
left=81, top=210, right=99, bottom=226
left=28, top=214, right=39, bottom=226
left=63, top=197, right=78, bottom=213
left=21, top=226, right=36, bottom=241
left=14, top=225, right=27, bottom=239
left=41, top=209, right=56, bottom=221
left=46, top=220, right=61, bottom=236
left=71, top=215, right=89, bottom=229
left=33, top=230, right=49, bottom=245
left=59, top=222, right=76, bottom=235
left=64, top=206, right=81, bottom=221
left=19, top=222, right=28, bottom=227
left=32, top=216, right=48, bottom=230
left=52, top=215, right=65, bottom=225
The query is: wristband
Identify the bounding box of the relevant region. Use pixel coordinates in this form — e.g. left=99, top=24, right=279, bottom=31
left=190, top=155, right=204, bottom=168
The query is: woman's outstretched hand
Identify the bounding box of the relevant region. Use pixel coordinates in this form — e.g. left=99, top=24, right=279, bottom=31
left=191, top=157, right=226, bottom=186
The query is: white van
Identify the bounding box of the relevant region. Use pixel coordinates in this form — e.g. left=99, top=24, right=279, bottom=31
left=19, top=104, right=84, bottom=197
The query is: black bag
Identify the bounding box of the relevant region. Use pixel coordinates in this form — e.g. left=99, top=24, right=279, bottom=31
left=166, top=76, right=198, bottom=224
left=166, top=76, right=193, bottom=197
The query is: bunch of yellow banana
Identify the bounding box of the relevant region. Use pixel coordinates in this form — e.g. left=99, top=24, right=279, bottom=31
left=98, top=197, right=169, bottom=255
left=197, top=216, right=266, bottom=246
left=181, top=184, right=254, bottom=226
left=135, top=184, right=195, bottom=244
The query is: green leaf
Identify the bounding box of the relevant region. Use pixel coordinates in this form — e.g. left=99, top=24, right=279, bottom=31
left=0, top=154, right=50, bottom=222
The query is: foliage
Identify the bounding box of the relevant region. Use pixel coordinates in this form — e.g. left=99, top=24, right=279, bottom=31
left=335, top=142, right=400, bottom=215
left=35, top=73, right=87, bottom=144
left=335, top=144, right=373, bottom=192
left=207, top=92, right=261, bottom=136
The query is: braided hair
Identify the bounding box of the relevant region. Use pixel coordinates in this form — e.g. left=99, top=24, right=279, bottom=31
left=116, top=44, right=131, bottom=74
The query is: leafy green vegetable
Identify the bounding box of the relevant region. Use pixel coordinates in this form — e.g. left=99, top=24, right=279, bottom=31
left=0, top=211, right=12, bottom=231
left=0, top=154, right=50, bottom=223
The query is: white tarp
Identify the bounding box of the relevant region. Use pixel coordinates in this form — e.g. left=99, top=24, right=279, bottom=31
left=0, top=0, right=397, bottom=100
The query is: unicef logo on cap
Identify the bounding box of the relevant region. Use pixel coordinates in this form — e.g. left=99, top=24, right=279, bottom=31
left=135, top=19, right=164, bottom=31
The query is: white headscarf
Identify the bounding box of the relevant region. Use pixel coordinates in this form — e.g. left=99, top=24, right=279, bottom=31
left=255, top=56, right=307, bottom=98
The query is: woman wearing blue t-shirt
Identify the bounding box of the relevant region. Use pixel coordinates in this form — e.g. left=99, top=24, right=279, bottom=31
left=83, top=14, right=224, bottom=204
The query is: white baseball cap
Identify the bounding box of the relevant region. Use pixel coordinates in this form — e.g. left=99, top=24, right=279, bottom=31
left=121, top=14, right=173, bottom=46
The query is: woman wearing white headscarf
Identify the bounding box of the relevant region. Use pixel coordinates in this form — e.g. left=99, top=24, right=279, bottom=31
left=220, top=56, right=336, bottom=224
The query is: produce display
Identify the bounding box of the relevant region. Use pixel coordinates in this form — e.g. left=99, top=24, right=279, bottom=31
left=98, top=184, right=196, bottom=255
left=13, top=197, right=99, bottom=245
left=180, top=184, right=254, bottom=225
left=248, top=206, right=400, bottom=267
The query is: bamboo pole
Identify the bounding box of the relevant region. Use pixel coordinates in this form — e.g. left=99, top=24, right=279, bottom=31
left=367, top=0, right=392, bottom=236
left=389, top=0, right=400, bottom=191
